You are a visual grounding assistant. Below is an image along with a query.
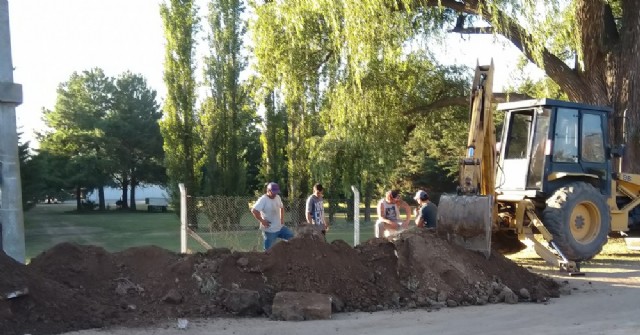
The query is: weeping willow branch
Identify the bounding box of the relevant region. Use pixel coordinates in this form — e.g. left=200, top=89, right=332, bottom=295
left=401, top=0, right=594, bottom=102
left=404, top=92, right=532, bottom=116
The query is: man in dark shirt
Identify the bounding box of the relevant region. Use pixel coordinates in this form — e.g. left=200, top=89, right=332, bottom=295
left=414, top=190, right=437, bottom=229
left=306, top=183, right=328, bottom=235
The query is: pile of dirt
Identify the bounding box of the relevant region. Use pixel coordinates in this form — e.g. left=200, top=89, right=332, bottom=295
left=0, top=228, right=560, bottom=335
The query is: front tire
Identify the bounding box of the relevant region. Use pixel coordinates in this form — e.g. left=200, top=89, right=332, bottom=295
left=542, top=182, right=610, bottom=261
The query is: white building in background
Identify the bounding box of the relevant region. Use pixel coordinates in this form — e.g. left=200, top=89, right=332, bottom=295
left=87, top=185, right=169, bottom=206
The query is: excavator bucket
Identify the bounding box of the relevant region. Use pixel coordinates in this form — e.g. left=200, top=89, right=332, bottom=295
left=437, top=194, right=493, bottom=258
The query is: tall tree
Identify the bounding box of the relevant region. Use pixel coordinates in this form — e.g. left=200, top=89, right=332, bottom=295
left=257, top=90, right=288, bottom=188
left=251, top=2, right=471, bottom=203
left=159, top=0, right=201, bottom=201
left=107, top=72, right=166, bottom=210
left=39, top=68, right=115, bottom=211
left=254, top=0, right=640, bottom=173
left=252, top=3, right=339, bottom=198
left=314, top=57, right=464, bottom=213
left=200, top=0, right=260, bottom=196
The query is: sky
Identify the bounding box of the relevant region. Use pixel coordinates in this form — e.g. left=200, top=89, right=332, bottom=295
left=9, top=0, right=169, bottom=145
left=7, top=0, right=540, bottom=146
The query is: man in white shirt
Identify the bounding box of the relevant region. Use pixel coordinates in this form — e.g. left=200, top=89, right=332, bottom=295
left=251, top=182, right=294, bottom=250
left=375, top=190, right=412, bottom=239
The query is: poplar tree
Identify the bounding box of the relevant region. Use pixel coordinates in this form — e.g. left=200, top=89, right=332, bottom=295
left=159, top=0, right=201, bottom=200
left=258, top=90, right=288, bottom=188
left=200, top=0, right=260, bottom=196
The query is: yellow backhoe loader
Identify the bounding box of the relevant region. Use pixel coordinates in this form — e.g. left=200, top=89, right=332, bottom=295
left=437, top=62, right=640, bottom=274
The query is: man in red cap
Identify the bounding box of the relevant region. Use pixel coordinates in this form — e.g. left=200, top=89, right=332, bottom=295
left=251, top=182, right=294, bottom=250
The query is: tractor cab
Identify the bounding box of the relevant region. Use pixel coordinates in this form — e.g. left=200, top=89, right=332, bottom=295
left=495, top=99, right=612, bottom=199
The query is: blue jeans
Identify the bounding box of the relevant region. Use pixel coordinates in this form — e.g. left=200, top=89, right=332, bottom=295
left=263, top=226, right=294, bottom=250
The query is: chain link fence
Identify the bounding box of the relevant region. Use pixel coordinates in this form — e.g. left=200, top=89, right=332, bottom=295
left=182, top=194, right=364, bottom=252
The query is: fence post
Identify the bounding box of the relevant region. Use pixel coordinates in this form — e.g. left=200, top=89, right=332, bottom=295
left=351, top=185, right=360, bottom=246
left=179, top=183, right=187, bottom=253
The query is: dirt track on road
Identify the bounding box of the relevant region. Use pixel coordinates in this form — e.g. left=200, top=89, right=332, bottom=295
left=62, top=239, right=640, bottom=335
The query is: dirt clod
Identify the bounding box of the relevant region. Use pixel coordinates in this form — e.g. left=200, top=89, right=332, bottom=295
left=0, top=228, right=559, bottom=335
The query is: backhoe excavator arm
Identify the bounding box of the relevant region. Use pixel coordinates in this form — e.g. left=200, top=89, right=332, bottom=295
left=458, top=62, right=496, bottom=197
left=437, top=62, right=496, bottom=258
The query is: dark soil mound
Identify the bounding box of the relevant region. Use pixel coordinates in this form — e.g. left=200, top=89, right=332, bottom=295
left=0, top=229, right=560, bottom=335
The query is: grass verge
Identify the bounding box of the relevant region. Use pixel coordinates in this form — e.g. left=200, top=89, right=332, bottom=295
left=24, top=203, right=376, bottom=259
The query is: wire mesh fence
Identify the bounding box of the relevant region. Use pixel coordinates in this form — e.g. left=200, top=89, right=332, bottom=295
left=183, top=195, right=372, bottom=252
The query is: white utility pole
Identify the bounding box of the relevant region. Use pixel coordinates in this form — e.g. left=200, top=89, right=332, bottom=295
left=0, top=0, right=25, bottom=263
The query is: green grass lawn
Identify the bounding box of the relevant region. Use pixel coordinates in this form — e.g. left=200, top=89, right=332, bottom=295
left=25, top=204, right=184, bottom=259
left=24, top=203, right=377, bottom=260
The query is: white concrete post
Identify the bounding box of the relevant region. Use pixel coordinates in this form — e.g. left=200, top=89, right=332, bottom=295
left=0, top=0, right=25, bottom=263
left=179, top=183, right=187, bottom=253
left=351, top=185, right=360, bottom=246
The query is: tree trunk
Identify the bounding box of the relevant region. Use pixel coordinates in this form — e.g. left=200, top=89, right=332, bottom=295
left=346, top=197, right=354, bottom=222
left=75, top=186, right=81, bottom=211
left=614, top=1, right=640, bottom=173
left=98, top=186, right=105, bottom=211
left=490, top=0, right=640, bottom=173
left=363, top=182, right=374, bottom=223
left=121, top=180, right=129, bottom=209
left=573, top=1, right=640, bottom=173
left=328, top=198, right=338, bottom=226
left=129, top=177, right=137, bottom=211
left=187, top=194, right=198, bottom=230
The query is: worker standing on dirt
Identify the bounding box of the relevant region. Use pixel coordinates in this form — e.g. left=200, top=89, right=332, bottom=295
left=375, top=190, right=412, bottom=238
left=251, top=182, right=294, bottom=250
left=305, top=183, right=329, bottom=237
left=414, top=190, right=438, bottom=229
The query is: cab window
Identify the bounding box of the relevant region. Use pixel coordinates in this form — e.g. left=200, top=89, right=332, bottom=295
left=581, top=113, right=605, bottom=163
left=505, top=112, right=532, bottom=159
left=527, top=108, right=550, bottom=189
left=553, top=108, right=578, bottom=163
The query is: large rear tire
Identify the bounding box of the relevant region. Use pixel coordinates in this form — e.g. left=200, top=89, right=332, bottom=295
left=542, top=182, right=610, bottom=261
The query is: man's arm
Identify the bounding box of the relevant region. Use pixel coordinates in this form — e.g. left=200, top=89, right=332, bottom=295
left=399, top=200, right=412, bottom=227
left=251, top=208, right=269, bottom=228
left=415, top=209, right=424, bottom=227
left=305, top=197, right=313, bottom=224
left=280, top=207, right=285, bottom=225
left=276, top=196, right=285, bottom=225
